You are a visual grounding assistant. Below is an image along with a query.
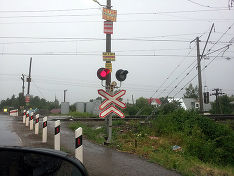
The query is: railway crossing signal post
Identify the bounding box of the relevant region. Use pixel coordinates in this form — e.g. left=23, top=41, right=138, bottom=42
left=97, top=0, right=128, bottom=144
left=105, top=0, right=112, bottom=144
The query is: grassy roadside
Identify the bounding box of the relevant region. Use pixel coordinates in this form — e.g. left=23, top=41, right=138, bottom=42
left=68, top=111, right=234, bottom=176
left=69, top=111, right=97, bottom=118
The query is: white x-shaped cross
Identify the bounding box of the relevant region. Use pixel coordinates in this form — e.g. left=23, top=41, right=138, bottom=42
left=98, top=89, right=126, bottom=110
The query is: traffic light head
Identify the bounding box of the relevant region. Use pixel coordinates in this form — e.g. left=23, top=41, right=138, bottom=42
left=97, top=68, right=110, bottom=80
left=204, top=92, right=210, bottom=104
left=116, top=69, right=128, bottom=82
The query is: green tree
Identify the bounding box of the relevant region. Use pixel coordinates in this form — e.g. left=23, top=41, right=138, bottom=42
left=135, top=97, right=153, bottom=115
left=157, top=99, right=182, bottom=114
left=183, top=83, right=198, bottom=99
left=211, top=95, right=234, bottom=114
left=70, top=104, right=76, bottom=112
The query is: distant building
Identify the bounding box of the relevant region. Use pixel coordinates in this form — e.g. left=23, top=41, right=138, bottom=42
left=61, top=102, right=69, bottom=114
left=168, top=98, right=211, bottom=112
left=75, top=100, right=101, bottom=115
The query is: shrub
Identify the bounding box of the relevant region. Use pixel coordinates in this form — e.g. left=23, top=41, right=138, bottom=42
left=152, top=109, right=234, bottom=166
left=69, top=111, right=95, bottom=118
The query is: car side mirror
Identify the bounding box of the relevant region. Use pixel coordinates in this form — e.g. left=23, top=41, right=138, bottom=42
left=0, top=146, right=88, bottom=176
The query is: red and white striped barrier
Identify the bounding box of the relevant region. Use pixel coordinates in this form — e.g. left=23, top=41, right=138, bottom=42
left=9, top=109, right=18, bottom=117
left=54, top=120, right=60, bottom=150
left=42, top=116, right=47, bottom=143
left=23, top=110, right=26, bottom=123
left=75, top=127, right=83, bottom=163
left=35, top=114, right=39, bottom=134
left=29, top=112, right=34, bottom=130
left=25, top=111, right=29, bottom=126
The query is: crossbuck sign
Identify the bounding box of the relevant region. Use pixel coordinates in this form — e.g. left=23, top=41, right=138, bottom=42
left=98, top=89, right=126, bottom=118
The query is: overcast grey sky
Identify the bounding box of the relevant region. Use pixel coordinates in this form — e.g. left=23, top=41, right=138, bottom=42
left=0, top=0, right=233, bottom=104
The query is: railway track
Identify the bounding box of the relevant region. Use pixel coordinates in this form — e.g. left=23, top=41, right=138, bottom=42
left=14, top=114, right=234, bottom=122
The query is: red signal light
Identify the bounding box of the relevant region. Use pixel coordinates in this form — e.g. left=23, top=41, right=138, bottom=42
left=100, top=70, right=107, bottom=77
left=97, top=68, right=110, bottom=80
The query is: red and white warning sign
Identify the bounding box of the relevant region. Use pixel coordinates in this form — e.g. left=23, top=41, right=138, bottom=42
left=99, top=105, right=125, bottom=118
left=25, top=94, right=30, bottom=103
left=98, top=89, right=126, bottom=118
left=104, top=21, right=113, bottom=34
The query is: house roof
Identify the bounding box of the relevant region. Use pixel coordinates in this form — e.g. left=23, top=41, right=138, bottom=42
left=50, top=109, right=61, bottom=114
left=147, top=98, right=161, bottom=105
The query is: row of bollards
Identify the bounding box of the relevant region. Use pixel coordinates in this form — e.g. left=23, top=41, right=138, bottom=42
left=22, top=110, right=83, bottom=163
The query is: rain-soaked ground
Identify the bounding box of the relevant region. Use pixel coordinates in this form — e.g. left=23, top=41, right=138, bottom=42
left=0, top=114, right=22, bottom=146
left=7, top=114, right=181, bottom=176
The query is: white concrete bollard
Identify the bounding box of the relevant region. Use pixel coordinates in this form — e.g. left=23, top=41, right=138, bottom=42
left=29, top=112, right=34, bottom=130
left=35, top=114, right=39, bottom=134
left=75, top=127, right=83, bottom=163
left=25, top=111, right=29, bottom=126
left=54, top=120, right=60, bottom=151
left=42, top=116, right=47, bottom=143
left=23, top=110, right=26, bottom=123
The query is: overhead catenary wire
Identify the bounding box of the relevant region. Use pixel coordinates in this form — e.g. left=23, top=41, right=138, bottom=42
left=164, top=24, right=234, bottom=97
left=0, top=7, right=232, bottom=14
left=154, top=30, right=207, bottom=97
left=0, top=8, right=100, bottom=13
left=207, top=23, right=234, bottom=52
left=186, top=0, right=218, bottom=8
left=0, top=52, right=232, bottom=58
left=152, top=44, right=197, bottom=98
left=0, top=18, right=233, bottom=25
left=173, top=46, right=230, bottom=97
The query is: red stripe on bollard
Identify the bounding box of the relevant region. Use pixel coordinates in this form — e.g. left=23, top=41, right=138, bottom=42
left=75, top=135, right=82, bottom=149
left=55, top=126, right=60, bottom=135
left=43, top=121, right=47, bottom=128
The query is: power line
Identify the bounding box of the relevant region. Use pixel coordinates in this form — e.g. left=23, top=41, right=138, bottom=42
left=1, top=18, right=233, bottom=25
left=0, top=36, right=231, bottom=45
left=0, top=8, right=100, bottom=13
left=0, top=52, right=232, bottom=58
left=159, top=48, right=197, bottom=96
left=207, top=23, right=234, bottom=52
left=0, top=7, right=232, bottom=14
left=166, top=24, right=234, bottom=97
left=173, top=47, right=229, bottom=97
left=31, top=80, right=45, bottom=98
left=185, top=0, right=227, bottom=9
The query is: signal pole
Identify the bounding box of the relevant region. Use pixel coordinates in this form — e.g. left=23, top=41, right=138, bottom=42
left=64, top=89, right=67, bottom=102
left=106, top=0, right=111, bottom=88
left=211, top=88, right=225, bottom=114
left=27, top=57, right=32, bottom=95
left=105, top=0, right=112, bottom=144
left=21, top=74, right=25, bottom=96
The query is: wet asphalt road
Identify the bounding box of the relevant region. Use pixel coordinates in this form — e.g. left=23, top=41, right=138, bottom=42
left=0, top=114, right=21, bottom=146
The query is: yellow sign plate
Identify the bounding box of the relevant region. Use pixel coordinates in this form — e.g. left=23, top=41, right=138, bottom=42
left=105, top=63, right=112, bottom=72
left=102, top=8, right=117, bottom=22
left=103, top=52, right=115, bottom=61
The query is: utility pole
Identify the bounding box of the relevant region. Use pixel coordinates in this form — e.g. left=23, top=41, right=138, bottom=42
left=27, top=57, right=32, bottom=95
left=192, top=24, right=214, bottom=113
left=196, top=37, right=204, bottom=113
left=21, top=74, right=25, bottom=96
left=132, top=94, right=134, bottom=105
left=211, top=88, right=225, bottom=114
left=105, top=0, right=112, bottom=144
left=64, top=89, right=67, bottom=102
